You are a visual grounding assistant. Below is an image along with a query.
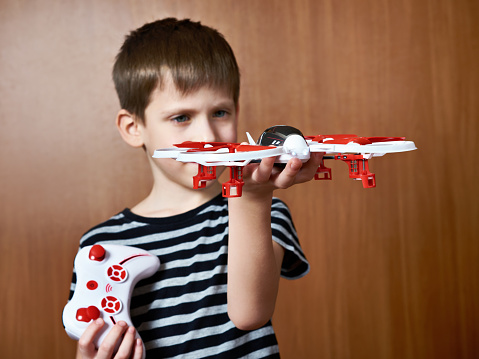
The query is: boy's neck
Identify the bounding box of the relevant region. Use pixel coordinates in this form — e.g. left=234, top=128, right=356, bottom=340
left=130, top=180, right=222, bottom=218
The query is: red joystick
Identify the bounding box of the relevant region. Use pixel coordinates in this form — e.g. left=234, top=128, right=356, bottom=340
left=76, top=306, right=101, bottom=322
left=89, top=245, right=106, bottom=261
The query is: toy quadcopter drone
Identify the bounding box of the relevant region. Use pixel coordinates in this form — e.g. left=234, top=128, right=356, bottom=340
left=153, top=125, right=417, bottom=197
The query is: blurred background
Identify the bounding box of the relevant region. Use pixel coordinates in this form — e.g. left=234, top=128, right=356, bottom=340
left=0, top=0, right=477, bottom=358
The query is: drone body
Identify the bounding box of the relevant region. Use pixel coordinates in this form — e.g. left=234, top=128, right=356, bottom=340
left=153, top=126, right=417, bottom=197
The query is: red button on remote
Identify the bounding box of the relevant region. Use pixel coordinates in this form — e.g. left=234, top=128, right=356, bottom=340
left=86, top=280, right=98, bottom=290
left=101, top=296, right=122, bottom=314
left=89, top=245, right=106, bottom=261
left=107, top=264, right=128, bottom=282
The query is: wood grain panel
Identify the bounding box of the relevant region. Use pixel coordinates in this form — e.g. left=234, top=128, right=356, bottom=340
left=0, top=0, right=477, bottom=358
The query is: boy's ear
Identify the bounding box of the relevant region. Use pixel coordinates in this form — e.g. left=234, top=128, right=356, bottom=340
left=116, top=109, right=144, bottom=148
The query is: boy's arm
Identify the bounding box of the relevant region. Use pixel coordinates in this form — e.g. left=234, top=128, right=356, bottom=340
left=226, top=153, right=322, bottom=330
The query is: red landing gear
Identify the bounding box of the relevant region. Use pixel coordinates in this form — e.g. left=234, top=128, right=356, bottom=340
left=315, top=158, right=332, bottom=180
left=192, top=164, right=244, bottom=197
left=314, top=154, right=376, bottom=188
left=222, top=166, right=244, bottom=198
left=193, top=165, right=217, bottom=189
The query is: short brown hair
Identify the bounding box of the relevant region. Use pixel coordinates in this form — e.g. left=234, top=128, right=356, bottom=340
left=112, top=18, right=240, bottom=123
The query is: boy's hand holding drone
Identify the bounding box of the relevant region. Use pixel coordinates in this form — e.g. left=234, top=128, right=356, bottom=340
left=241, top=151, right=324, bottom=198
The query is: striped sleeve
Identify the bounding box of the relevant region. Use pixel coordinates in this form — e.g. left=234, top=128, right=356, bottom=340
left=271, top=198, right=310, bottom=279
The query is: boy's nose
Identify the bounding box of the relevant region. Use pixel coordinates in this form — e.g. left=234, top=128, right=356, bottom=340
left=196, top=119, right=218, bottom=142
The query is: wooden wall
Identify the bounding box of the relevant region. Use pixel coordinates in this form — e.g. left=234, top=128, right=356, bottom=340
left=0, top=0, right=477, bottom=358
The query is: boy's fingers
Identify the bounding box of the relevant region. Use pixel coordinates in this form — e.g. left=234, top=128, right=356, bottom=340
left=132, top=339, right=144, bottom=359
left=78, top=318, right=105, bottom=358
left=252, top=156, right=276, bottom=183
left=96, top=321, right=129, bottom=358
left=273, top=158, right=303, bottom=189
left=245, top=152, right=324, bottom=191
left=114, top=326, right=138, bottom=359
left=293, top=152, right=324, bottom=183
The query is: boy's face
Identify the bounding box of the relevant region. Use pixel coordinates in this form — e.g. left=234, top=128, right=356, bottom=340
left=137, top=77, right=238, bottom=191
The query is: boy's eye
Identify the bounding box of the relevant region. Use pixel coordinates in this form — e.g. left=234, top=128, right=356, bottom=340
left=172, top=115, right=189, bottom=123
left=213, top=110, right=227, bottom=118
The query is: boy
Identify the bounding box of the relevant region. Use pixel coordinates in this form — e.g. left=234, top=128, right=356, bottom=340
left=70, top=18, right=323, bottom=358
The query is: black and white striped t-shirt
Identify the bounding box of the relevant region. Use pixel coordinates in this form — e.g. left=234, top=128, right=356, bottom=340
left=69, top=194, right=309, bottom=358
